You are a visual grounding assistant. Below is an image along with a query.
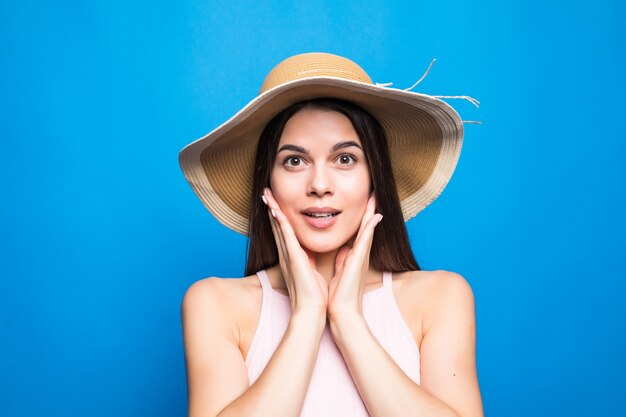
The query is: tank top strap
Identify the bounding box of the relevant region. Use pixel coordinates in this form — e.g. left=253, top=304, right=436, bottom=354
left=256, top=269, right=272, bottom=294
left=382, top=271, right=393, bottom=292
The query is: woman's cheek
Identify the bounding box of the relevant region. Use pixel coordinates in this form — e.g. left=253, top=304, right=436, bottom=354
left=270, top=180, right=300, bottom=218
left=342, top=174, right=370, bottom=201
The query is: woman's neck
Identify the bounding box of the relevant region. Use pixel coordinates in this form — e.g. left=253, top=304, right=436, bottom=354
left=265, top=248, right=380, bottom=290
left=309, top=249, right=340, bottom=284
left=266, top=249, right=341, bottom=286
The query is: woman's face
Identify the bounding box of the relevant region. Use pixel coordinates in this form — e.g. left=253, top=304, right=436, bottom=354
left=269, top=107, right=371, bottom=253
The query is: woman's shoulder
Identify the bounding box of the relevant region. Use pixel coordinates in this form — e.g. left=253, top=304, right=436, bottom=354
left=399, top=270, right=474, bottom=305
left=393, top=269, right=475, bottom=315
left=398, top=269, right=473, bottom=292
left=398, top=269, right=475, bottom=333
left=182, top=273, right=260, bottom=305
left=181, top=273, right=262, bottom=326
left=181, top=274, right=264, bottom=359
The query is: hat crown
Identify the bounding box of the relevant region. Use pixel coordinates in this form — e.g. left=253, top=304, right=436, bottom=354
left=259, top=52, right=373, bottom=95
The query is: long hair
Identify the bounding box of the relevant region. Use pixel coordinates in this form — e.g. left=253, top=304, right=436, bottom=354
left=244, top=98, right=420, bottom=276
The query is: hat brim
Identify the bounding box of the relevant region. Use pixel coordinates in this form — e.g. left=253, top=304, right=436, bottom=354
left=179, top=76, right=463, bottom=235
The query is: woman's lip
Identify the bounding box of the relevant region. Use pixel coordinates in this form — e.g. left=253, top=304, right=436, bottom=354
left=301, top=212, right=340, bottom=229
left=301, top=206, right=340, bottom=214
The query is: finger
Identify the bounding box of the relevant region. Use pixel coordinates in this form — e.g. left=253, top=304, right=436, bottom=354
left=352, top=213, right=383, bottom=263
left=334, top=245, right=351, bottom=275
left=264, top=193, right=288, bottom=262
left=264, top=188, right=304, bottom=258
left=355, top=193, right=377, bottom=243
left=267, top=204, right=288, bottom=263
left=303, top=247, right=318, bottom=272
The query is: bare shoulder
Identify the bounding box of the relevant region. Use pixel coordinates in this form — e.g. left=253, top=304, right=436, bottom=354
left=182, top=276, right=236, bottom=309
left=181, top=277, right=234, bottom=337
left=409, top=270, right=475, bottom=332
left=390, top=270, right=475, bottom=337
left=182, top=274, right=258, bottom=313
left=412, top=269, right=473, bottom=294
left=181, top=274, right=261, bottom=342
left=392, top=269, right=473, bottom=299
left=181, top=275, right=259, bottom=416
left=428, top=269, right=475, bottom=304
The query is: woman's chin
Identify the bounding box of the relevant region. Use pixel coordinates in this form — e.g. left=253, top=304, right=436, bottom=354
left=299, top=235, right=353, bottom=255
left=303, top=245, right=341, bottom=255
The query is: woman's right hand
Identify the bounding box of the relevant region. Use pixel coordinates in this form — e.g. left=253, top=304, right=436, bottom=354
left=262, top=187, right=328, bottom=317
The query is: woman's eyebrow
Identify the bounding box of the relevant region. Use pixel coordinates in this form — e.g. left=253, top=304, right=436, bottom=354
left=332, top=141, right=362, bottom=152
left=277, top=141, right=362, bottom=154
left=277, top=144, right=309, bottom=154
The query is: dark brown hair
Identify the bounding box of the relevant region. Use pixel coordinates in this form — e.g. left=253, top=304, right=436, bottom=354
left=244, top=98, right=420, bottom=276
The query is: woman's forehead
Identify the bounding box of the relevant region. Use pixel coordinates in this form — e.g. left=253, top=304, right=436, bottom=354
left=278, top=107, right=362, bottom=150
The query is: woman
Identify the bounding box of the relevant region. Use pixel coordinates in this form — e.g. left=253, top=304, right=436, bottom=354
left=180, top=53, right=483, bottom=417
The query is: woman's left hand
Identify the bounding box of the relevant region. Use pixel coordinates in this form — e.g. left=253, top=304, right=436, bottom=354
left=327, top=193, right=383, bottom=323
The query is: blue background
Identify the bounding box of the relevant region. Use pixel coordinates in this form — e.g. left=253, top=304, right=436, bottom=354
left=1, top=0, right=624, bottom=416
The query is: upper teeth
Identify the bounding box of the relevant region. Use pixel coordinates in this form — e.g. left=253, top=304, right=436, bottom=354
left=306, top=213, right=337, bottom=218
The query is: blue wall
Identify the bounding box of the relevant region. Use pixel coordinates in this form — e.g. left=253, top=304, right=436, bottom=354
left=1, top=0, right=624, bottom=415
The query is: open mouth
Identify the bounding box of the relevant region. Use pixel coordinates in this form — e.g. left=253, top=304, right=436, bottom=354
left=303, top=212, right=340, bottom=219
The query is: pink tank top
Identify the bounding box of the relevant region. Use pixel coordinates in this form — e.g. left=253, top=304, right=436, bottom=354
left=245, top=269, right=420, bottom=416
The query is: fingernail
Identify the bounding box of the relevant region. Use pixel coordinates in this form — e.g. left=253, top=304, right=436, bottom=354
left=378, top=215, right=383, bottom=223
left=261, top=195, right=267, bottom=205
left=271, top=209, right=276, bottom=218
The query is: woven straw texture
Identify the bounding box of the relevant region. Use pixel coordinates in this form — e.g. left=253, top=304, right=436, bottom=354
left=179, top=53, right=463, bottom=235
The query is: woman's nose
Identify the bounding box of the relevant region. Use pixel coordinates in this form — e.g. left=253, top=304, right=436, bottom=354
left=306, top=165, right=333, bottom=197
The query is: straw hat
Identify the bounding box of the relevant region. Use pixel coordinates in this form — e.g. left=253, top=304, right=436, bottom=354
left=179, top=52, right=473, bottom=235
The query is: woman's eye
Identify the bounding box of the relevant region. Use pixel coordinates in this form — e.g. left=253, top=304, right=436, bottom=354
left=336, top=154, right=357, bottom=165
left=283, top=156, right=303, bottom=168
